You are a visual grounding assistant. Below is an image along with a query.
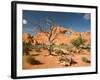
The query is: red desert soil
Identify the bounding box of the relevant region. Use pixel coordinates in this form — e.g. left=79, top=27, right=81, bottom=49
left=23, top=50, right=91, bottom=69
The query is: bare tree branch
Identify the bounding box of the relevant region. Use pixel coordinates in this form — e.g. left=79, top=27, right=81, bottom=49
left=32, top=18, right=58, bottom=55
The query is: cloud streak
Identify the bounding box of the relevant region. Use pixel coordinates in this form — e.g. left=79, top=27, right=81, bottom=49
left=84, top=13, right=91, bottom=20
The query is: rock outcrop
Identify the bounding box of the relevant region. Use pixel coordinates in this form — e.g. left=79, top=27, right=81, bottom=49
left=23, top=26, right=91, bottom=45
left=23, top=32, right=32, bottom=43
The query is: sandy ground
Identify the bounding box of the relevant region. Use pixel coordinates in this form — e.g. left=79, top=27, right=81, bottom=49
left=23, top=50, right=91, bottom=69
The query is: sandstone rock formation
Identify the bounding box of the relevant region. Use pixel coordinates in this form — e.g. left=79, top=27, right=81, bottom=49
left=23, top=32, right=32, bottom=43
left=81, top=32, right=91, bottom=44
left=23, top=26, right=91, bottom=45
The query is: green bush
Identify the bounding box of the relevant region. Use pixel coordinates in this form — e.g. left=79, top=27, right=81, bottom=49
left=58, top=43, right=68, bottom=49
left=71, top=36, right=84, bottom=47
left=27, top=55, right=42, bottom=65
left=81, top=57, right=91, bottom=63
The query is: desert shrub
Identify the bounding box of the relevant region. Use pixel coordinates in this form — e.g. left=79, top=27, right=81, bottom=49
left=59, top=43, right=68, bottom=46
left=58, top=55, right=77, bottom=66
left=58, top=55, right=71, bottom=66
left=27, top=56, right=35, bottom=64
left=55, top=49, right=63, bottom=55
left=42, top=44, right=48, bottom=50
left=33, top=44, right=42, bottom=52
left=51, top=45, right=58, bottom=52
left=81, top=44, right=90, bottom=49
left=47, top=44, right=57, bottom=52
left=23, top=42, right=32, bottom=55
left=81, top=44, right=91, bottom=52
left=81, top=57, right=91, bottom=63
left=58, top=43, right=68, bottom=49
left=27, top=55, right=42, bottom=65
left=71, top=36, right=84, bottom=48
left=32, top=44, right=48, bottom=52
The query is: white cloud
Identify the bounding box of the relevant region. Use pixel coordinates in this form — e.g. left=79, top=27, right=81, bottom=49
left=84, top=13, right=90, bottom=20
left=23, top=19, right=27, bottom=24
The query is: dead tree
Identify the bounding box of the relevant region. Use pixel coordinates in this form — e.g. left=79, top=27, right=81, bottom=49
left=33, top=18, right=59, bottom=55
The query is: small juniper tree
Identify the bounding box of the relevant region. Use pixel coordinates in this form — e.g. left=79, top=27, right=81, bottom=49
left=71, top=35, right=84, bottom=48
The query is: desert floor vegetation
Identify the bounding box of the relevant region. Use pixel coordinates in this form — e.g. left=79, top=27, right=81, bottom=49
left=23, top=42, right=91, bottom=69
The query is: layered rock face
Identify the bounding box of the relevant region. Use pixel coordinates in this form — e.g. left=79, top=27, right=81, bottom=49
left=23, top=26, right=91, bottom=45
left=23, top=32, right=32, bottom=43
left=33, top=32, right=48, bottom=45
left=81, top=32, right=91, bottom=44
left=33, top=26, right=70, bottom=45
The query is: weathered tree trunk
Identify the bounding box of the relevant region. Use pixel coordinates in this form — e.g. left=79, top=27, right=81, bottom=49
left=48, top=44, right=52, bottom=55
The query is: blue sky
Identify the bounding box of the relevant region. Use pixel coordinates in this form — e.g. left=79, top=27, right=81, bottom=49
left=23, top=10, right=91, bottom=35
